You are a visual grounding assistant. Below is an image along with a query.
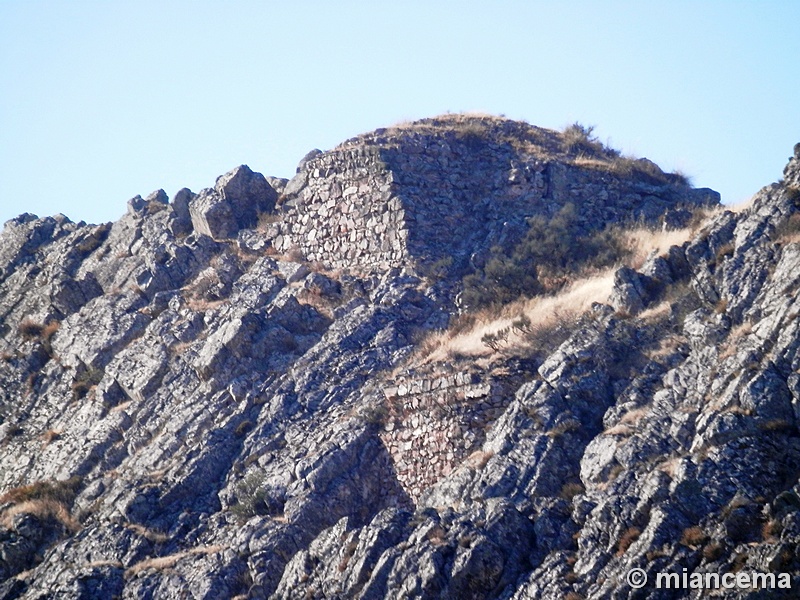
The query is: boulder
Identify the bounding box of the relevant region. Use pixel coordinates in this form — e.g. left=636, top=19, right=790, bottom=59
left=189, top=165, right=277, bottom=240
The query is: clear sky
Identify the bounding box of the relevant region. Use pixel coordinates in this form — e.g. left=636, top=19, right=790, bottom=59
left=1, top=1, right=799, bottom=226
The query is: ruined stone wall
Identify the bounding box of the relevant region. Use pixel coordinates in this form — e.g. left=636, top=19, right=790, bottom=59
left=379, top=370, right=510, bottom=501
left=274, top=146, right=409, bottom=270
left=275, top=129, right=718, bottom=276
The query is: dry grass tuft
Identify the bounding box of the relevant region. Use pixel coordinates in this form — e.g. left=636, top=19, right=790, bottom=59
left=615, top=526, right=642, bottom=556
left=40, top=429, right=62, bottom=446
left=620, top=227, right=694, bottom=269
left=256, top=212, right=281, bottom=232
left=1, top=498, right=79, bottom=532
left=762, top=518, right=783, bottom=542
left=774, top=213, right=800, bottom=244
left=703, top=540, right=725, bottom=561
left=413, top=270, right=615, bottom=366
left=0, top=477, right=80, bottom=506
left=547, top=419, right=581, bottom=438
left=603, top=423, right=634, bottom=437
left=657, top=457, right=681, bottom=478
left=560, top=482, right=585, bottom=501
left=464, top=449, right=495, bottom=470
left=680, top=525, right=708, bottom=548
left=619, top=407, right=649, bottom=426
left=18, top=317, right=45, bottom=340
left=719, top=321, right=754, bottom=360
left=126, top=523, right=170, bottom=544
left=124, top=545, right=226, bottom=578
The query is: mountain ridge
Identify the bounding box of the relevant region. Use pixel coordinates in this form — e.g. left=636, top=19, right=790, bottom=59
left=1, top=117, right=799, bottom=599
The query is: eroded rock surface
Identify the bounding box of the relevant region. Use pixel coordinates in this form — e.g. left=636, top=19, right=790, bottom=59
left=1, top=116, right=798, bottom=599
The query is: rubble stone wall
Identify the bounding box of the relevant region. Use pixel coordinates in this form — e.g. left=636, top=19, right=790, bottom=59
left=379, top=371, right=509, bottom=501
left=276, top=132, right=719, bottom=275
left=274, top=147, right=408, bottom=271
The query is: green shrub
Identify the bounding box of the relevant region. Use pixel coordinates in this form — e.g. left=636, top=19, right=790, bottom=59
left=71, top=366, right=105, bottom=401
left=230, top=472, right=280, bottom=520
left=561, top=123, right=609, bottom=157
left=461, top=203, right=629, bottom=308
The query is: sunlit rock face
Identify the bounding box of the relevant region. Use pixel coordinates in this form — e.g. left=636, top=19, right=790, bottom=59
left=2, top=115, right=800, bottom=599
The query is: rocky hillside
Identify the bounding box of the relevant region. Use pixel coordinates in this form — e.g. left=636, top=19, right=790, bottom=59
left=0, top=114, right=798, bottom=599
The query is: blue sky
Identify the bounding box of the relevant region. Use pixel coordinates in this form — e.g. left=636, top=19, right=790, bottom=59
left=1, top=1, right=799, bottom=226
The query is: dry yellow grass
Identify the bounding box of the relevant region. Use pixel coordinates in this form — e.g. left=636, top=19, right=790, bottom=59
left=464, top=449, right=495, bottom=469
left=656, top=457, right=681, bottom=478
left=718, top=321, right=754, bottom=360
left=124, top=544, right=226, bottom=578
left=414, top=269, right=616, bottom=365
left=352, top=113, right=569, bottom=161
left=621, top=227, right=694, bottom=269
left=725, top=195, right=756, bottom=214
left=638, top=300, right=672, bottom=322
left=645, top=332, right=688, bottom=361
left=603, top=423, right=634, bottom=437
left=618, top=407, right=649, bottom=425
left=1, top=498, right=79, bottom=532
left=125, top=523, right=170, bottom=544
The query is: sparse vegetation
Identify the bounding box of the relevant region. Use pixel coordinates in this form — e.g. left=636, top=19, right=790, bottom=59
left=560, top=481, right=585, bottom=501
left=230, top=471, right=282, bottom=520
left=680, top=525, right=708, bottom=548
left=547, top=418, right=581, bottom=439
left=454, top=120, right=490, bottom=146
left=465, top=449, right=494, bottom=470
left=18, top=317, right=46, bottom=340
left=561, top=123, right=609, bottom=157
left=762, top=518, right=782, bottom=541
left=461, top=203, right=629, bottom=309
left=337, top=540, right=360, bottom=572
left=759, top=418, right=794, bottom=432
left=18, top=318, right=60, bottom=354
left=184, top=270, right=225, bottom=309
left=71, top=365, right=105, bottom=401
left=40, top=429, right=61, bottom=446
left=410, top=269, right=614, bottom=368
left=124, top=545, right=226, bottom=578
left=0, top=477, right=82, bottom=532
left=125, top=523, right=170, bottom=544
left=718, top=321, right=753, bottom=360
left=234, top=420, right=254, bottom=437
left=702, top=541, right=725, bottom=562
left=360, top=401, right=390, bottom=426
left=716, top=242, right=735, bottom=262
left=256, top=212, right=282, bottom=232
left=774, top=213, right=800, bottom=244
left=420, top=256, right=453, bottom=281
left=615, top=526, right=641, bottom=556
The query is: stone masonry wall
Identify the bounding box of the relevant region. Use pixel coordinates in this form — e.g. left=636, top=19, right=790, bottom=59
left=274, top=146, right=408, bottom=271
left=379, top=369, right=510, bottom=501
left=275, top=121, right=719, bottom=276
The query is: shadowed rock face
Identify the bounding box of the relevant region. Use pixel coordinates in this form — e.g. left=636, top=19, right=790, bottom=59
left=274, top=117, right=717, bottom=275
left=1, top=116, right=799, bottom=599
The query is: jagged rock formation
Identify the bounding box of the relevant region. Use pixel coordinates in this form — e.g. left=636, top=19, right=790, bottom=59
left=1, top=115, right=799, bottom=599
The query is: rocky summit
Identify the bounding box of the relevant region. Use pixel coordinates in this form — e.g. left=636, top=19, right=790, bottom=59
left=0, top=114, right=799, bottom=599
